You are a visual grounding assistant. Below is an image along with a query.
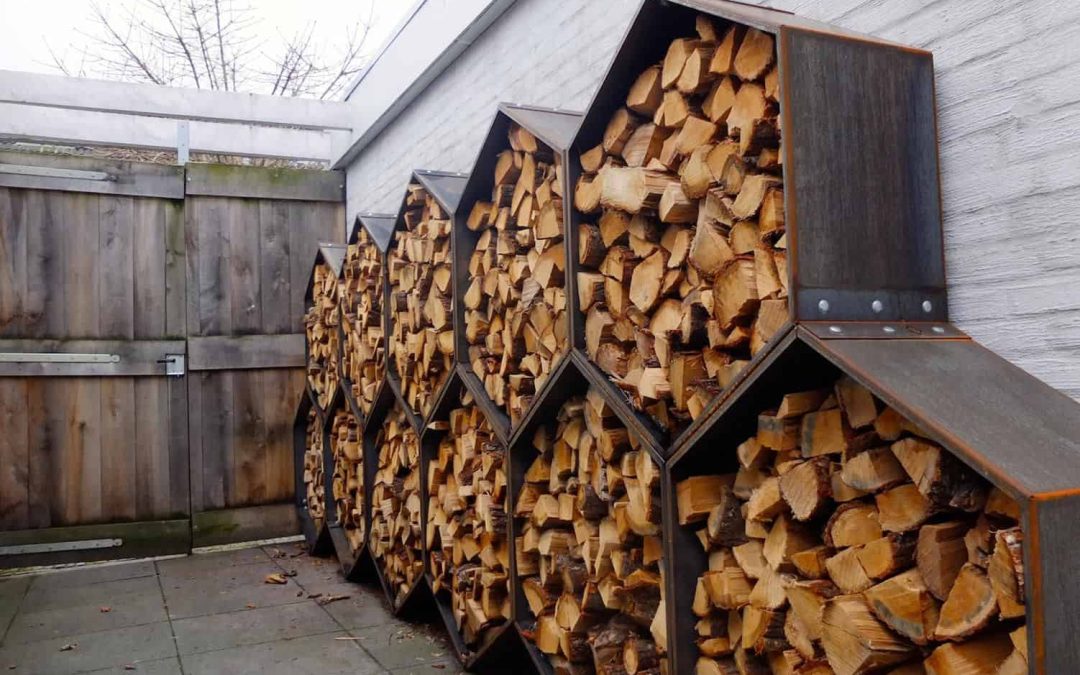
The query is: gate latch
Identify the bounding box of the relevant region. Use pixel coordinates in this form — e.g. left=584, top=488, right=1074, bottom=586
left=158, top=354, right=186, bottom=377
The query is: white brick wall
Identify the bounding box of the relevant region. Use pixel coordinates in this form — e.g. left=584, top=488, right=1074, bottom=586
left=345, top=0, right=1080, bottom=402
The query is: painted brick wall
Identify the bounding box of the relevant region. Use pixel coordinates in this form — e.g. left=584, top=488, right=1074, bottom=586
left=345, top=0, right=1080, bottom=402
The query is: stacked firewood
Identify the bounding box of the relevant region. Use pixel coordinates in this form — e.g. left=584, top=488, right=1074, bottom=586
left=305, top=261, right=341, bottom=410
left=303, top=408, right=325, bottom=526
left=575, top=16, right=787, bottom=440
left=330, top=407, right=364, bottom=552
left=341, top=226, right=386, bottom=414
left=371, top=403, right=425, bottom=606
left=464, top=123, right=568, bottom=424
left=389, top=183, right=454, bottom=419
left=676, top=376, right=1026, bottom=675
left=426, top=391, right=511, bottom=648
left=516, top=386, right=668, bottom=674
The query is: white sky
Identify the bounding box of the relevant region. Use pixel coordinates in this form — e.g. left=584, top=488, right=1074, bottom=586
left=0, top=0, right=414, bottom=98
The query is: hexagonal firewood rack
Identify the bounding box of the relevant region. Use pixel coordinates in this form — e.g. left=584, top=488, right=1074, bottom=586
left=338, top=212, right=396, bottom=425
left=387, top=170, right=468, bottom=426
left=667, top=325, right=1080, bottom=674
left=568, top=0, right=946, bottom=454
left=452, top=103, right=583, bottom=443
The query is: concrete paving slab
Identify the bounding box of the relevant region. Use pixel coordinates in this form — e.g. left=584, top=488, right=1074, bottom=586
left=162, top=576, right=309, bottom=620
left=388, top=659, right=467, bottom=674
left=0, top=576, right=29, bottom=643
left=156, top=547, right=269, bottom=577
left=21, top=575, right=161, bottom=613
left=298, top=581, right=396, bottom=631
left=172, top=600, right=339, bottom=655
left=0, top=621, right=175, bottom=675
left=346, top=622, right=454, bottom=671
left=179, top=631, right=384, bottom=675
left=29, top=560, right=157, bottom=589
left=3, top=586, right=167, bottom=645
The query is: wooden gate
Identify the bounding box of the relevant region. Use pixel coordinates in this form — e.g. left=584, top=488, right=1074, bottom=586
left=0, top=154, right=343, bottom=564
left=183, top=165, right=342, bottom=546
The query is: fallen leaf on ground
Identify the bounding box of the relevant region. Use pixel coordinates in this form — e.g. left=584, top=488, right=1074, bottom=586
left=245, top=603, right=256, bottom=609
left=124, top=665, right=136, bottom=671
left=99, top=606, right=111, bottom=613
left=306, top=593, right=323, bottom=599
left=264, top=573, right=287, bottom=585
left=317, top=594, right=350, bottom=605
left=283, top=570, right=297, bottom=577
left=59, top=643, right=77, bottom=652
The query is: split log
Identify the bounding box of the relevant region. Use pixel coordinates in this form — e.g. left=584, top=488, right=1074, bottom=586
left=305, top=261, right=341, bottom=409
left=371, top=403, right=424, bottom=607
left=341, top=225, right=386, bottom=414
left=426, top=392, right=510, bottom=647
left=389, top=183, right=454, bottom=418
left=330, top=407, right=364, bottom=552
left=464, top=124, right=568, bottom=424
left=577, top=16, right=786, bottom=439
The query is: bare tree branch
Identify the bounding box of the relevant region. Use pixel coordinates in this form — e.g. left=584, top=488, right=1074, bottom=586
left=50, top=0, right=376, bottom=99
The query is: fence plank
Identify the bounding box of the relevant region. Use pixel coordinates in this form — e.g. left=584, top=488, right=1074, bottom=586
left=100, top=378, right=137, bottom=521
left=0, top=189, right=24, bottom=338
left=99, top=196, right=135, bottom=339
left=0, top=379, right=28, bottom=530
left=133, top=198, right=167, bottom=339
left=227, top=199, right=262, bottom=334
left=0, top=152, right=184, bottom=199
left=186, top=164, right=344, bottom=202
left=187, top=334, right=303, bottom=371
left=25, top=380, right=48, bottom=529
left=258, top=201, right=292, bottom=334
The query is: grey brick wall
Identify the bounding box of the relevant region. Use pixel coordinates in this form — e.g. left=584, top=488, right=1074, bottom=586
left=345, top=0, right=1080, bottom=402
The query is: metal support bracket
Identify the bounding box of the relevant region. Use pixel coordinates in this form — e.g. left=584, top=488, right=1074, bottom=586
left=0, top=352, right=120, bottom=363
left=803, top=321, right=966, bottom=340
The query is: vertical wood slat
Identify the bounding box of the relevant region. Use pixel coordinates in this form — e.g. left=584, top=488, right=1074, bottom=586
left=0, top=379, right=29, bottom=529
left=25, top=379, right=49, bottom=528
left=0, top=189, right=26, bottom=338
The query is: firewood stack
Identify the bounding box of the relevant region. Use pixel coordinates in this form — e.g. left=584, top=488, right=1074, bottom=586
left=515, top=386, right=668, bottom=674
left=426, top=391, right=511, bottom=648
left=330, top=407, right=364, bottom=552
left=389, top=183, right=454, bottom=419
left=371, top=404, right=425, bottom=606
left=305, top=261, right=341, bottom=410
left=464, top=123, right=569, bottom=424
left=341, top=226, right=386, bottom=414
left=303, top=408, right=326, bottom=527
left=676, top=376, right=1026, bottom=675
left=575, top=15, right=788, bottom=440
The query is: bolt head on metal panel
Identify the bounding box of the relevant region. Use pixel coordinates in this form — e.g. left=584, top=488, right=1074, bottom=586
left=871, top=299, right=883, bottom=313
left=818, top=299, right=830, bottom=313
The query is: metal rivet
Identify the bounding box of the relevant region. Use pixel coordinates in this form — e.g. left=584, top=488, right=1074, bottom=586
left=828, top=325, right=842, bottom=334
left=871, top=299, right=883, bottom=313
left=883, top=326, right=896, bottom=334
left=818, top=299, right=830, bottom=313
left=932, top=326, right=945, bottom=334
left=922, top=300, right=933, bottom=313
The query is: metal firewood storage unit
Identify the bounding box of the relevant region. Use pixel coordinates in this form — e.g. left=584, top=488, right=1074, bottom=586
left=303, top=244, right=347, bottom=418
left=292, top=388, right=331, bottom=555
left=667, top=325, right=1080, bottom=674
left=323, top=392, right=370, bottom=581
left=451, top=103, right=583, bottom=443
left=386, top=170, right=468, bottom=426
left=420, top=371, right=521, bottom=669
left=337, top=213, right=396, bottom=424
left=567, top=0, right=946, bottom=455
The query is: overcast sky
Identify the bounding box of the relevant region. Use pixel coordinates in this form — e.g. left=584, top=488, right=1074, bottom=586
left=0, top=0, right=414, bottom=98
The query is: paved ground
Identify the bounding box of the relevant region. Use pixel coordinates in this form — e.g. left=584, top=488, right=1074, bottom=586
left=0, top=543, right=462, bottom=675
